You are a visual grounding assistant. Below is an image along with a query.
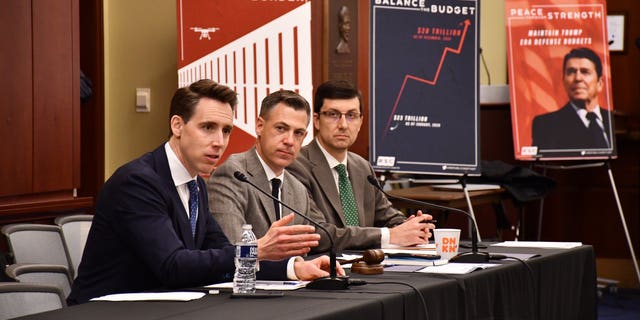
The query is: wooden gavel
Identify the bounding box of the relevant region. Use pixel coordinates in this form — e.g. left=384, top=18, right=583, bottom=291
left=338, top=249, right=385, bottom=275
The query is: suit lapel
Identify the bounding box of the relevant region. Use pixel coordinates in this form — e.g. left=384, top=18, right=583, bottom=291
left=307, top=141, right=347, bottom=226
left=282, top=172, right=304, bottom=225
left=152, top=146, right=196, bottom=248
left=347, top=153, right=366, bottom=226
left=245, top=148, right=278, bottom=224
left=601, top=109, right=613, bottom=144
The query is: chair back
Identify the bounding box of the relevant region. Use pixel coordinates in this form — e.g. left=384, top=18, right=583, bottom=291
left=1, top=224, right=74, bottom=278
left=5, top=263, right=73, bottom=298
left=54, top=214, right=93, bottom=277
left=0, top=282, right=66, bottom=320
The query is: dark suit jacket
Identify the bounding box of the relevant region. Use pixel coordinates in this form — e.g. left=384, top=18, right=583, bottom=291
left=287, top=140, right=406, bottom=250
left=68, top=145, right=286, bottom=305
left=532, top=103, right=612, bottom=151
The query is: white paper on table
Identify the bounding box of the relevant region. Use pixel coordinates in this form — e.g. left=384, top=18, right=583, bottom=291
left=490, top=241, right=582, bottom=249
left=417, top=262, right=500, bottom=274
left=91, top=291, right=205, bottom=302
left=384, top=257, right=449, bottom=267
left=205, top=280, right=309, bottom=291
left=338, top=253, right=362, bottom=260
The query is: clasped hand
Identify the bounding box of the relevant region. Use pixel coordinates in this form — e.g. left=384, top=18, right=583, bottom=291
left=389, top=210, right=435, bottom=246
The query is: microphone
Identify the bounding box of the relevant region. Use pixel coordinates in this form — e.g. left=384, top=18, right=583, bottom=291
left=234, top=171, right=349, bottom=290
left=367, top=175, right=490, bottom=263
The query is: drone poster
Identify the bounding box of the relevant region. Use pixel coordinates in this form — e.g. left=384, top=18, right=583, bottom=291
left=505, top=0, right=616, bottom=160
left=369, top=0, right=480, bottom=176
left=176, top=0, right=313, bottom=162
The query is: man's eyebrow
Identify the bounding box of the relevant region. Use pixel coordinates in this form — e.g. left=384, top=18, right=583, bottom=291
left=274, top=121, right=290, bottom=128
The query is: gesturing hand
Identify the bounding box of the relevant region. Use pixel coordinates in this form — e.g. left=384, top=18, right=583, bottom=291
left=257, top=213, right=321, bottom=261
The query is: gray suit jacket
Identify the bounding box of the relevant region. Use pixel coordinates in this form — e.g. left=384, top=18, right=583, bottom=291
left=287, top=140, right=406, bottom=250
left=207, top=147, right=327, bottom=248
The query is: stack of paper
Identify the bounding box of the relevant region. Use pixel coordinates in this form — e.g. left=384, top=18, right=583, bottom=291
left=490, top=241, right=582, bottom=249
left=205, top=280, right=309, bottom=291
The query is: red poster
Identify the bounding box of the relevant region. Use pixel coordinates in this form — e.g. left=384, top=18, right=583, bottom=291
left=506, top=0, right=616, bottom=160
left=176, top=0, right=313, bottom=163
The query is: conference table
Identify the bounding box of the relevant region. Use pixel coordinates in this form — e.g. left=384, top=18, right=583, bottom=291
left=19, top=245, right=596, bottom=320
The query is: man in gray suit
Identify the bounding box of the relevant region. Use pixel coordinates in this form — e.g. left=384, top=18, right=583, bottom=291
left=288, top=80, right=435, bottom=250
left=208, top=90, right=327, bottom=260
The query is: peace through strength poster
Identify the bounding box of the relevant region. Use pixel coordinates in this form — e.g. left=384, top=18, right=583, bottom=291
left=369, top=0, right=480, bottom=176
left=506, top=0, right=616, bottom=160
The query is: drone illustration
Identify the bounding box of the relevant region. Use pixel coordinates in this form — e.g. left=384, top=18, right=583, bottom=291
left=190, top=27, right=220, bottom=40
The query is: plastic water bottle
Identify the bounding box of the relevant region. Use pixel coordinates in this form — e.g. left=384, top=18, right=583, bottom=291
left=233, top=224, right=258, bottom=293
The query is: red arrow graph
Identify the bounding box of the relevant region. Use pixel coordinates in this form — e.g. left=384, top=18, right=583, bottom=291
left=383, top=19, right=471, bottom=137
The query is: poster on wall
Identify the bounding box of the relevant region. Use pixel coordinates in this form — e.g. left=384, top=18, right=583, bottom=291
left=176, top=0, right=314, bottom=161
left=506, top=0, right=616, bottom=160
left=369, top=0, right=480, bottom=176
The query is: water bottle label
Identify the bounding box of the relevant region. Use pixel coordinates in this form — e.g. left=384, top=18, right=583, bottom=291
left=237, top=244, right=258, bottom=259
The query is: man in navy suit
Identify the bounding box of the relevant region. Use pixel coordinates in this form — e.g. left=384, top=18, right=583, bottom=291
left=532, top=47, right=613, bottom=153
left=68, top=80, right=341, bottom=305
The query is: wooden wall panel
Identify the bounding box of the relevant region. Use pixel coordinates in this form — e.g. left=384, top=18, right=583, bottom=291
left=0, top=1, right=33, bottom=196
left=78, top=0, right=105, bottom=200
left=32, top=0, right=79, bottom=193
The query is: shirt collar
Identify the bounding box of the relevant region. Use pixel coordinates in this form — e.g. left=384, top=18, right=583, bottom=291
left=570, top=102, right=603, bottom=120
left=165, top=142, right=198, bottom=187
left=316, top=140, right=348, bottom=170
left=255, top=149, right=284, bottom=181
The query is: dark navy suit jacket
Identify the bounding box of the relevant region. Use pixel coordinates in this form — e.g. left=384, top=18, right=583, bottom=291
left=532, top=103, right=612, bottom=151
left=68, top=145, right=286, bottom=304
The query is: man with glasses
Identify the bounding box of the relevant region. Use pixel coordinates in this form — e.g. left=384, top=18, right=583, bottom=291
left=288, top=80, right=435, bottom=250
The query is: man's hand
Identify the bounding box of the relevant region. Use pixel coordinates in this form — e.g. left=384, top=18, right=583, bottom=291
left=293, top=255, right=345, bottom=280
left=389, top=210, right=435, bottom=246
left=257, top=213, right=321, bottom=261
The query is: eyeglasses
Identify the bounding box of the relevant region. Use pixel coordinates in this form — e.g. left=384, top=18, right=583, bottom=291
left=319, top=110, right=362, bottom=122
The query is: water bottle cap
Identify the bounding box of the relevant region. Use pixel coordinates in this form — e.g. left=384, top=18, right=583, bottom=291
left=242, top=224, right=252, bottom=230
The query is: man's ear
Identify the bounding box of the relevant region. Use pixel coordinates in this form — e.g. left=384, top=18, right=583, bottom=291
left=597, top=76, right=603, bottom=93
left=170, top=115, right=184, bottom=137
left=255, top=116, right=265, bottom=137
left=313, top=113, right=320, bottom=131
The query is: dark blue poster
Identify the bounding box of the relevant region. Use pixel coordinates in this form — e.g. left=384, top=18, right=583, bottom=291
left=369, top=1, right=480, bottom=175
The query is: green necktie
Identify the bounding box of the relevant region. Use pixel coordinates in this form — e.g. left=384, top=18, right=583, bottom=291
left=335, top=164, right=359, bottom=226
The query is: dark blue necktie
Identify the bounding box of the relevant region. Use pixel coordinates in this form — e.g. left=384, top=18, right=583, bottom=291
left=187, top=180, right=198, bottom=238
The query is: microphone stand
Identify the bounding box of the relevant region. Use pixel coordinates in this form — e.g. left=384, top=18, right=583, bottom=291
left=367, top=175, right=490, bottom=263
left=234, top=171, right=349, bottom=290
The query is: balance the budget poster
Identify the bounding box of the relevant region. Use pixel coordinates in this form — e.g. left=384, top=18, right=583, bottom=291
left=506, top=0, right=616, bottom=160
left=369, top=0, right=480, bottom=176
